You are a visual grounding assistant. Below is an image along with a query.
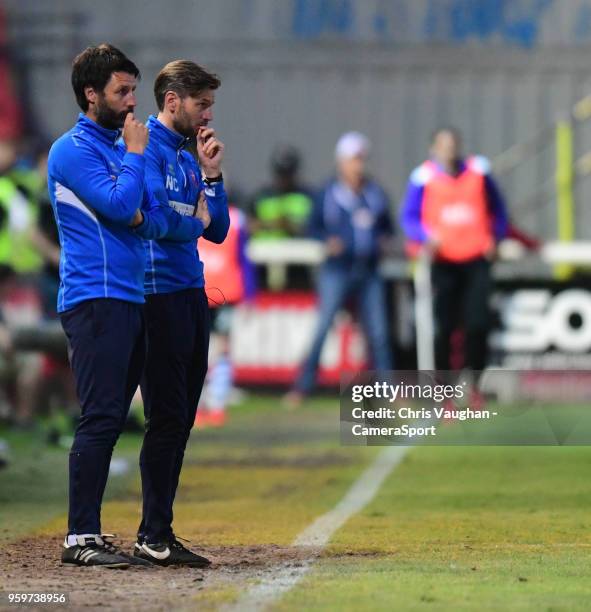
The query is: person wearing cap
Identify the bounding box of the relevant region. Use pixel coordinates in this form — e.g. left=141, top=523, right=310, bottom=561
left=284, top=132, right=395, bottom=407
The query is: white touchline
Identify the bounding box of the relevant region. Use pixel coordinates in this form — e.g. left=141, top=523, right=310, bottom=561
left=223, top=445, right=410, bottom=612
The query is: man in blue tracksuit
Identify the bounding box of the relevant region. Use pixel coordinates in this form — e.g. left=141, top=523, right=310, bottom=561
left=48, top=44, right=168, bottom=569
left=133, top=60, right=229, bottom=567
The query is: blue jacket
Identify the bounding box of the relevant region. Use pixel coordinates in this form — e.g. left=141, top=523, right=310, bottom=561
left=47, top=114, right=168, bottom=313
left=143, top=115, right=230, bottom=294
left=308, top=177, right=394, bottom=270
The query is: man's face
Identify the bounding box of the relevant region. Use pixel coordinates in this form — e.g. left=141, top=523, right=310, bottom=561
left=431, top=131, right=462, bottom=166
left=92, top=71, right=137, bottom=129
left=338, top=154, right=367, bottom=184
left=172, top=89, right=215, bottom=138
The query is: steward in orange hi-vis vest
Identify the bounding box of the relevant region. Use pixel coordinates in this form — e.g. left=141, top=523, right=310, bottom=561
left=400, top=156, right=508, bottom=263
left=199, top=206, right=254, bottom=306
left=400, top=148, right=509, bottom=373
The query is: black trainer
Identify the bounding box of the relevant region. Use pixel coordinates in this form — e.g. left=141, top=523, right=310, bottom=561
left=134, top=535, right=211, bottom=568
left=100, top=534, right=153, bottom=568
left=61, top=535, right=130, bottom=569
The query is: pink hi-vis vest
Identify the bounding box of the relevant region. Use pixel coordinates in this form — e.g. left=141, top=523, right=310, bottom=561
left=421, top=157, right=494, bottom=263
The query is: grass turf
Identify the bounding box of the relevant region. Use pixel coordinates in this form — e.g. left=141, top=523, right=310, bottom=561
left=277, top=445, right=591, bottom=611
left=1, top=397, right=376, bottom=546
left=3, top=396, right=591, bottom=610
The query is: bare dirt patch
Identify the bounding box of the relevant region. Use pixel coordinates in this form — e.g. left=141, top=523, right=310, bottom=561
left=0, top=536, right=318, bottom=611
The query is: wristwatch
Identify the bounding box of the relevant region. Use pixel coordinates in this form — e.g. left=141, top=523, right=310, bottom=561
left=203, top=173, right=223, bottom=185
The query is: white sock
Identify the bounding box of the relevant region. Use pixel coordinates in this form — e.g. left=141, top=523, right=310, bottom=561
left=66, top=533, right=100, bottom=546
left=205, top=355, right=233, bottom=409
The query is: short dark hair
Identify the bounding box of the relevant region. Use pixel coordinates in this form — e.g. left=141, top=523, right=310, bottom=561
left=271, top=144, right=301, bottom=176
left=430, top=126, right=461, bottom=144
left=71, top=43, right=140, bottom=111
left=154, top=60, right=220, bottom=111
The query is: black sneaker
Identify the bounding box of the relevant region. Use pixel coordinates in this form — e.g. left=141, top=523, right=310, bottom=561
left=134, top=535, right=211, bottom=568
left=100, top=534, right=153, bottom=568
left=61, top=535, right=130, bottom=569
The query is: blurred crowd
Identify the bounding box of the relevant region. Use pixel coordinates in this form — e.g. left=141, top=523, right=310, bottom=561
left=0, top=126, right=542, bottom=448
left=0, top=135, right=313, bottom=436
left=0, top=138, right=77, bottom=442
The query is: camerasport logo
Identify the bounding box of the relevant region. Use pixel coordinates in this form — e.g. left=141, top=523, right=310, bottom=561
left=491, top=289, right=591, bottom=367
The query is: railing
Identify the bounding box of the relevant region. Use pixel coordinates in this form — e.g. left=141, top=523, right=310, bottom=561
left=491, top=92, right=591, bottom=277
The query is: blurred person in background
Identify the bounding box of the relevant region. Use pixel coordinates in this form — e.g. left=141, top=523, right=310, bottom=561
left=6, top=142, right=62, bottom=315
left=0, top=142, right=62, bottom=432
left=198, top=204, right=256, bottom=427
left=0, top=263, right=43, bottom=428
left=248, top=144, right=313, bottom=239
left=0, top=139, right=43, bottom=277
left=247, top=145, right=314, bottom=289
left=400, top=127, right=508, bottom=384
left=24, top=144, right=79, bottom=445
left=284, top=132, right=395, bottom=408
left=28, top=145, right=61, bottom=319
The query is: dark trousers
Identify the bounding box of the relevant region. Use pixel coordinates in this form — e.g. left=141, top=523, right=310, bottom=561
left=295, top=263, right=393, bottom=394
left=61, top=298, right=145, bottom=535
left=432, top=257, right=491, bottom=372
left=138, top=287, right=210, bottom=544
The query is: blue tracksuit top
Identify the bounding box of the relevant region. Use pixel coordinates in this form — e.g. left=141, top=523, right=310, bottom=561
left=47, top=113, right=168, bottom=313
left=143, top=115, right=230, bottom=295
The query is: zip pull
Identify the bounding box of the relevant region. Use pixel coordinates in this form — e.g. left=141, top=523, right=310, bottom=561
left=177, top=149, right=188, bottom=188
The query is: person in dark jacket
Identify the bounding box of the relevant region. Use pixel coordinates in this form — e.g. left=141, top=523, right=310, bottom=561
left=284, top=132, right=394, bottom=407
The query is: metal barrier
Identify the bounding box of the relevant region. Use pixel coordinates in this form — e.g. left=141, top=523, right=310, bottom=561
left=247, top=238, right=591, bottom=371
